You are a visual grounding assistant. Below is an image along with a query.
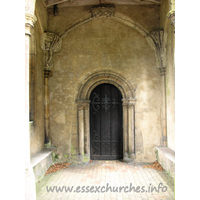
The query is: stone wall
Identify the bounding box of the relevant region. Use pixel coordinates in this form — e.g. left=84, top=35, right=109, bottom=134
left=30, top=0, right=48, bottom=156
left=160, top=0, right=175, bottom=151
left=47, top=5, right=163, bottom=162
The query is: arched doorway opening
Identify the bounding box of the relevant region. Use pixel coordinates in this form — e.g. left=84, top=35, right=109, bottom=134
left=76, top=70, right=137, bottom=163
left=90, top=83, right=123, bottom=160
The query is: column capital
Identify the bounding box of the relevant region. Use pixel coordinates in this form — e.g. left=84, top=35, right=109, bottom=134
left=44, top=70, right=51, bottom=78
left=122, top=98, right=137, bottom=106
left=25, top=13, right=37, bottom=36
left=159, top=67, right=166, bottom=76
left=167, top=10, right=175, bottom=28
left=76, top=100, right=91, bottom=109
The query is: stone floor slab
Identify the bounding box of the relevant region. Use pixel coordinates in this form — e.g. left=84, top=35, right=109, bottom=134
left=36, top=160, right=174, bottom=200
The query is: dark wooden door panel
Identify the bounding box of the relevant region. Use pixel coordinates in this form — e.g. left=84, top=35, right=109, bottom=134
left=90, top=83, right=123, bottom=160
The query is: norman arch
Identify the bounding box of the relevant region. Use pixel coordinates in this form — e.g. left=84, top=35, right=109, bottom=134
left=76, top=70, right=137, bottom=162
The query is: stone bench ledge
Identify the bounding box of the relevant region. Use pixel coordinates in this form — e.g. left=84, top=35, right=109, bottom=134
left=156, top=146, right=175, bottom=180
left=30, top=147, right=57, bottom=168
left=155, top=147, right=175, bottom=163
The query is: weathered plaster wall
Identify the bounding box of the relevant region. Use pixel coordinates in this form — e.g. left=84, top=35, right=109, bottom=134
left=115, top=5, right=160, bottom=31
left=30, top=0, right=48, bottom=156
left=160, top=0, right=175, bottom=151
left=48, top=6, right=162, bottom=162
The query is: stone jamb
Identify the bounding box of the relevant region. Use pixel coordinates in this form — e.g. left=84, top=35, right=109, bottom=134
left=76, top=100, right=91, bottom=161
left=122, top=99, right=137, bottom=161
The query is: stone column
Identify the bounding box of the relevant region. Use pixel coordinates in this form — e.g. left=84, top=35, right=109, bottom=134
left=78, top=104, right=84, bottom=159
left=77, top=100, right=91, bottom=163
left=40, top=32, right=62, bottom=146
left=127, top=100, right=136, bottom=159
left=44, top=70, right=51, bottom=145
left=29, top=29, right=36, bottom=122
left=160, top=68, right=167, bottom=147
left=25, top=12, right=37, bottom=200
left=83, top=101, right=90, bottom=156
left=122, top=99, right=136, bottom=162
left=122, top=101, right=128, bottom=159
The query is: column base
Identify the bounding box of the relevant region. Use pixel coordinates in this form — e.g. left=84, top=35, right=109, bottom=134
left=123, top=157, right=134, bottom=163
left=130, top=153, right=136, bottom=159
left=77, top=154, right=83, bottom=164
left=44, top=137, right=51, bottom=147
left=123, top=153, right=135, bottom=163
left=77, top=154, right=90, bottom=164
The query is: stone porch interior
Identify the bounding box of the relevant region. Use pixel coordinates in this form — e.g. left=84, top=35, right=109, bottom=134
left=25, top=0, right=175, bottom=199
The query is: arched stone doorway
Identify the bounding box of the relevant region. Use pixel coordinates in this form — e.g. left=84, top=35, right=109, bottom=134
left=90, top=83, right=123, bottom=160
left=76, top=70, right=137, bottom=163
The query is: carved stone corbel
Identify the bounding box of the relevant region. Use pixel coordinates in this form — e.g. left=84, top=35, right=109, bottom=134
left=91, top=5, right=115, bottom=18
left=41, top=32, right=62, bottom=70
left=149, top=29, right=165, bottom=68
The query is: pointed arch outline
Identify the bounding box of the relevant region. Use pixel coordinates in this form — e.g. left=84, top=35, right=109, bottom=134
left=60, top=12, right=150, bottom=40
left=58, top=12, right=161, bottom=68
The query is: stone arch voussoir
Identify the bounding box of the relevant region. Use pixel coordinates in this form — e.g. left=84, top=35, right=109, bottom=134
left=77, top=70, right=136, bottom=101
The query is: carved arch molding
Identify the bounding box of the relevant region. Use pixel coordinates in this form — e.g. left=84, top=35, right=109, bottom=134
left=76, top=70, right=137, bottom=162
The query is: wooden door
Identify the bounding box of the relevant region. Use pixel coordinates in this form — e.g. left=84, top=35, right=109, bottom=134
left=90, top=83, right=123, bottom=160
